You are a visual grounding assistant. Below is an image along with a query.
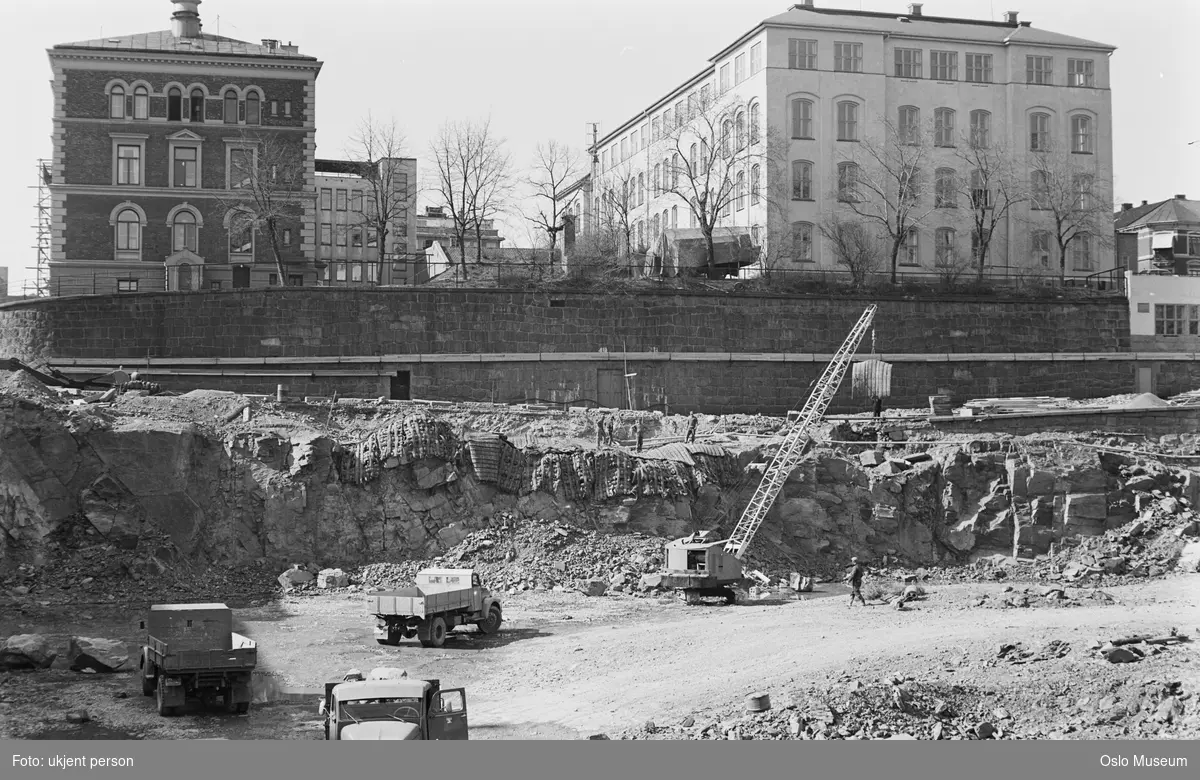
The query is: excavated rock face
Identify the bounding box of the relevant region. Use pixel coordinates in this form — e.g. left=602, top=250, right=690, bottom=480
left=1, top=395, right=1196, bottom=578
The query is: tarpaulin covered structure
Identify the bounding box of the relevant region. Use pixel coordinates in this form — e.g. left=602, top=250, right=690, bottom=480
left=644, top=228, right=760, bottom=277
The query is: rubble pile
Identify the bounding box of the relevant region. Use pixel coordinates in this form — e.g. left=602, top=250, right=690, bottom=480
left=970, top=586, right=1117, bottom=610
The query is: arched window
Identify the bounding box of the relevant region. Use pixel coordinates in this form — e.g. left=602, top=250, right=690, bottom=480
left=969, top=110, right=991, bottom=148
left=792, top=99, right=813, bottom=139
left=246, top=92, right=261, bottom=125
left=637, top=173, right=644, bottom=206
left=689, top=143, right=697, bottom=175
left=671, top=205, right=678, bottom=228
left=1029, top=112, right=1050, bottom=151
left=115, top=208, right=140, bottom=257
left=736, top=111, right=746, bottom=149
left=721, top=119, right=733, bottom=155
left=229, top=211, right=254, bottom=256
left=935, top=167, right=957, bottom=208
left=224, top=89, right=239, bottom=124
left=970, top=169, right=991, bottom=209
left=898, top=106, right=920, bottom=144
left=935, top=227, right=958, bottom=267
left=736, top=170, right=746, bottom=211
left=190, top=88, right=205, bottom=122
left=133, top=86, right=148, bottom=120
left=1070, top=114, right=1093, bottom=154
left=791, top=160, right=813, bottom=201
left=1031, top=230, right=1052, bottom=268
left=901, top=228, right=920, bottom=266
left=751, top=164, right=761, bottom=206
left=792, top=222, right=814, bottom=263
left=934, top=108, right=955, bottom=147
left=167, top=87, right=182, bottom=121
left=837, top=101, right=858, bottom=141
left=651, top=213, right=660, bottom=239
left=671, top=153, right=680, bottom=189
left=1031, top=170, right=1050, bottom=209
left=749, top=102, right=760, bottom=145
left=653, top=163, right=661, bottom=196
left=837, top=162, right=859, bottom=201
left=173, top=210, right=198, bottom=252
left=109, top=85, right=125, bottom=119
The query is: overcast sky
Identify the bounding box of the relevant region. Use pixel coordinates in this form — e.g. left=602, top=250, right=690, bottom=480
left=3, top=0, right=1198, bottom=294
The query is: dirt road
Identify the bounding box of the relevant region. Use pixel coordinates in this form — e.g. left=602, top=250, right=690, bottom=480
left=4, top=575, right=1197, bottom=740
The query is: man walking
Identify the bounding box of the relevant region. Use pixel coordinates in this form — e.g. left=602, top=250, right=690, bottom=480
left=845, top=556, right=867, bottom=607
left=596, top=414, right=607, bottom=448
left=685, top=412, right=698, bottom=444
left=607, top=416, right=616, bottom=445
left=633, top=419, right=644, bottom=452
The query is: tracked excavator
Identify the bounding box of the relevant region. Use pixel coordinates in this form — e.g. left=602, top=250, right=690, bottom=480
left=658, top=304, right=878, bottom=604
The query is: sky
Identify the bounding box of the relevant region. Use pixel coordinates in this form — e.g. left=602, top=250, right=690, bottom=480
left=2, top=0, right=1198, bottom=294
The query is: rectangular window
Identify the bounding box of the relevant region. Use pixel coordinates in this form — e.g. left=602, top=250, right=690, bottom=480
left=651, top=117, right=660, bottom=142
left=1155, top=305, right=1188, bottom=336
left=117, top=280, right=138, bottom=292
left=229, top=148, right=252, bottom=189
left=791, top=161, right=812, bottom=200
left=970, top=111, right=991, bottom=148
left=935, top=228, right=957, bottom=267
left=837, top=102, right=858, bottom=141
left=351, top=191, right=363, bottom=212
left=1071, top=115, right=1094, bottom=154
left=229, top=217, right=253, bottom=255
left=269, top=274, right=279, bottom=286
left=336, top=189, right=348, bottom=211
left=750, top=42, right=762, bottom=75
left=352, top=230, right=363, bottom=248
left=934, top=109, right=955, bottom=147
left=320, top=223, right=332, bottom=246
left=789, top=39, right=817, bottom=70
left=792, top=222, right=814, bottom=263
left=173, top=147, right=197, bottom=188
left=1032, top=231, right=1051, bottom=268
left=1071, top=235, right=1094, bottom=271
left=620, top=138, right=628, bottom=161
left=336, top=226, right=347, bottom=246
left=834, top=42, right=862, bottom=73
left=210, top=280, right=222, bottom=290
left=792, top=99, right=812, bottom=139
left=734, top=53, right=746, bottom=84
left=282, top=228, right=292, bottom=246
left=283, top=100, right=292, bottom=117
left=1067, top=58, right=1094, bottom=87
left=1029, top=114, right=1050, bottom=151
left=965, top=53, right=992, bottom=83
left=640, top=126, right=648, bottom=150
left=117, top=144, right=141, bottom=185
left=1027, top=55, right=1053, bottom=84
left=895, top=48, right=922, bottom=78
left=930, top=51, right=958, bottom=81
left=367, top=229, right=378, bottom=248
left=288, top=275, right=303, bottom=287
left=900, top=229, right=919, bottom=266
left=320, top=188, right=332, bottom=210
left=720, top=64, right=730, bottom=92
left=270, top=100, right=278, bottom=116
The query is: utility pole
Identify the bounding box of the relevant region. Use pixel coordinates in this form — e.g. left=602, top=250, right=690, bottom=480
left=588, top=122, right=599, bottom=240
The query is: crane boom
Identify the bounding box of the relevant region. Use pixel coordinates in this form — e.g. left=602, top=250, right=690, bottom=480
left=722, top=304, right=877, bottom=559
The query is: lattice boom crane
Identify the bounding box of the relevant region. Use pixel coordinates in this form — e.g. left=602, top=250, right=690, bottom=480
left=658, top=304, right=878, bottom=604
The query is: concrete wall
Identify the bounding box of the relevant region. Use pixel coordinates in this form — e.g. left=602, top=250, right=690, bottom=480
left=930, top=406, right=1200, bottom=437
left=0, top=288, right=1137, bottom=414
left=1127, top=272, right=1200, bottom=351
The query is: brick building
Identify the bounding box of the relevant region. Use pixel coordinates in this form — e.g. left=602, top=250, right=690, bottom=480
left=46, top=0, right=323, bottom=295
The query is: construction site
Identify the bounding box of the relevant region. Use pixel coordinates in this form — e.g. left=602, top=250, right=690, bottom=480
left=1, top=290, right=1199, bottom=742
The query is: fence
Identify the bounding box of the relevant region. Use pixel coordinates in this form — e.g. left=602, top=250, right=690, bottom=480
left=10, top=261, right=1127, bottom=300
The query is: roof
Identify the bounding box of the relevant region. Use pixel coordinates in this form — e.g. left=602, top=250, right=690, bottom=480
left=52, top=31, right=319, bottom=61
left=1114, top=200, right=1168, bottom=231
left=334, top=680, right=432, bottom=700
left=756, top=6, right=1114, bottom=51
left=418, top=568, right=477, bottom=577
left=1116, top=199, right=1200, bottom=232
left=151, top=603, right=228, bottom=611
left=560, top=174, right=592, bottom=198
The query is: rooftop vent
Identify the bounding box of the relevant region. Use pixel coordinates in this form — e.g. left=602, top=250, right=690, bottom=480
left=1121, top=203, right=1133, bottom=211
left=1004, top=10, right=1019, bottom=24
left=1177, top=194, right=1188, bottom=200
left=171, top=0, right=203, bottom=39
left=261, top=38, right=278, bottom=51
left=797, top=0, right=814, bottom=8
left=908, top=3, right=923, bottom=16
left=1142, top=200, right=1149, bottom=206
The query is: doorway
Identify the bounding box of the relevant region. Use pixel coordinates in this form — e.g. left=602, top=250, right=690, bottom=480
left=597, top=368, right=623, bottom=409
left=232, top=266, right=251, bottom=288
left=1136, top=365, right=1153, bottom=395
left=390, top=370, right=411, bottom=401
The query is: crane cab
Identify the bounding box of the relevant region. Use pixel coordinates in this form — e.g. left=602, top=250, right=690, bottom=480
left=660, top=531, right=744, bottom=603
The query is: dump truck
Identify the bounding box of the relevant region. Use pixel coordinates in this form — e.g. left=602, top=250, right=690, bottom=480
left=321, top=677, right=468, bottom=740
left=369, top=568, right=502, bottom=648
left=138, top=603, right=257, bottom=717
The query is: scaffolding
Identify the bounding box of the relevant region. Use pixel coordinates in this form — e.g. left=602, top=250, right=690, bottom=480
left=27, top=159, right=52, bottom=297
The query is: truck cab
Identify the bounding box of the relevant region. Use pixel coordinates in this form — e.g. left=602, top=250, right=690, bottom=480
left=322, top=679, right=468, bottom=740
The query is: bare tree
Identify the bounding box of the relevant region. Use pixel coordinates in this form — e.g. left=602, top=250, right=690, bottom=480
left=661, top=88, right=764, bottom=276
left=818, top=212, right=881, bottom=288
left=836, top=117, right=937, bottom=284
left=596, top=161, right=638, bottom=259
left=756, top=129, right=798, bottom=274
left=429, top=117, right=515, bottom=276
left=345, top=114, right=413, bottom=276
left=951, top=138, right=1027, bottom=283
left=214, top=130, right=308, bottom=285
left=1027, top=147, right=1114, bottom=282
left=527, top=141, right=583, bottom=269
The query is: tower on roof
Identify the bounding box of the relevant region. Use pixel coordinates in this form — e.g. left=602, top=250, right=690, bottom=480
left=171, top=0, right=203, bottom=38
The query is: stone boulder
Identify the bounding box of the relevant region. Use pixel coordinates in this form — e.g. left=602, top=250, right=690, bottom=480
left=277, top=565, right=314, bottom=588
left=1177, top=541, right=1200, bottom=574
left=1064, top=493, right=1107, bottom=534
left=67, top=637, right=130, bottom=673
left=638, top=573, right=664, bottom=591
left=1, top=634, right=57, bottom=670
left=580, top=578, right=608, bottom=597
left=412, top=458, right=458, bottom=490
left=317, top=568, right=350, bottom=589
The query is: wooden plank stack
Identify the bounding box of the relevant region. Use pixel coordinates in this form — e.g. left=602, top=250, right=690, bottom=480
left=959, top=397, right=1067, bottom=415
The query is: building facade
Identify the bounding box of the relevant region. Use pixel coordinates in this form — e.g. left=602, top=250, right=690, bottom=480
left=314, top=157, right=419, bottom=285
left=415, top=207, right=505, bottom=256
left=46, top=0, right=323, bottom=295
left=1115, top=195, right=1200, bottom=276
left=568, top=1, right=1116, bottom=280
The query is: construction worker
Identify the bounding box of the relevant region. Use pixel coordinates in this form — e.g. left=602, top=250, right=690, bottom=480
left=845, top=557, right=867, bottom=607
left=872, top=396, right=883, bottom=418
left=685, top=412, right=698, bottom=444
left=596, top=414, right=606, bottom=448
left=606, top=416, right=616, bottom=445
left=634, top=420, right=644, bottom=452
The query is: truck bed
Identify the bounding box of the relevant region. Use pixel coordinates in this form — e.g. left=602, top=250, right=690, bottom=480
left=148, top=632, right=257, bottom=672
left=369, top=586, right=476, bottom=617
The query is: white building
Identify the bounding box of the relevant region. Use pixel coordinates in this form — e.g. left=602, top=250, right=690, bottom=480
left=567, top=1, right=1116, bottom=280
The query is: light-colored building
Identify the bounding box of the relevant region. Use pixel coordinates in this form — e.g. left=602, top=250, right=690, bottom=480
left=46, top=0, right=324, bottom=294
left=568, top=1, right=1116, bottom=280
left=314, top=157, right=419, bottom=285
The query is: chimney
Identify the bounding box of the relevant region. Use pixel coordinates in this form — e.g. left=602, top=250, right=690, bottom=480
left=1121, top=203, right=1133, bottom=211
left=1177, top=194, right=1188, bottom=200
left=797, top=0, right=814, bottom=8
left=1141, top=200, right=1148, bottom=206
left=1004, top=10, right=1019, bottom=24
left=908, top=3, right=923, bottom=16
left=170, top=0, right=203, bottom=38
left=261, top=38, right=278, bottom=52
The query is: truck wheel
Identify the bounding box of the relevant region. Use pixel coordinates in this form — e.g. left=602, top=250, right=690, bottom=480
left=141, top=661, right=156, bottom=697
left=478, top=604, right=502, bottom=635
left=156, top=685, right=175, bottom=717
left=236, top=702, right=250, bottom=714
left=427, top=616, right=448, bottom=648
